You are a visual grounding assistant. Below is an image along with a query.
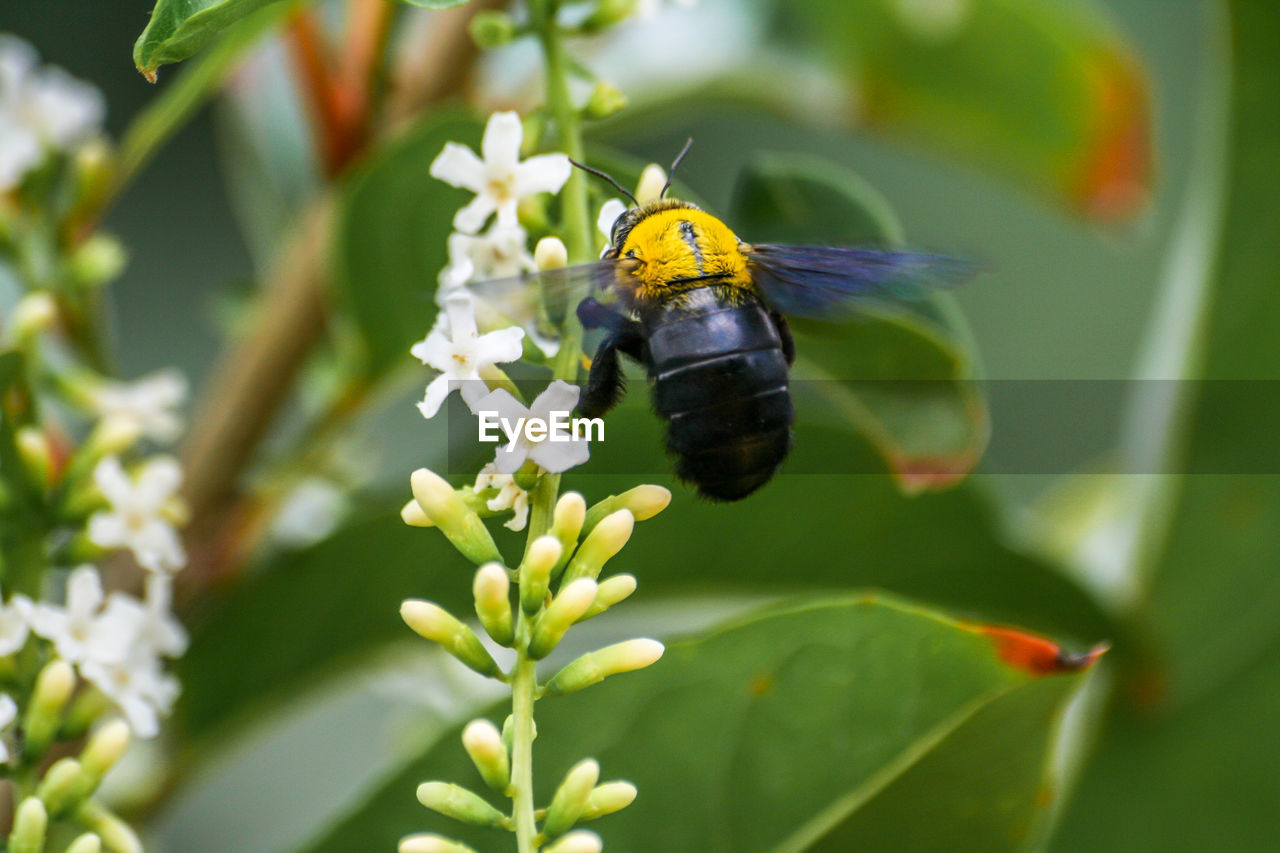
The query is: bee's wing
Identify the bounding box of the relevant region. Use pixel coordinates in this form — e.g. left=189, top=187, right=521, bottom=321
left=465, top=260, right=623, bottom=341
left=744, top=244, right=974, bottom=318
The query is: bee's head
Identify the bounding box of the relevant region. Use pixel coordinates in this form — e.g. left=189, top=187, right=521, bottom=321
left=604, top=198, right=701, bottom=260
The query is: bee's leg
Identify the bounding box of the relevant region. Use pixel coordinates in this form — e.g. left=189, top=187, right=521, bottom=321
left=579, top=323, right=643, bottom=419
left=577, top=297, right=624, bottom=332
left=770, top=310, right=796, bottom=366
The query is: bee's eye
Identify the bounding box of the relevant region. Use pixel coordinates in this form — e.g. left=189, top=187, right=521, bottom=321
left=626, top=249, right=637, bottom=259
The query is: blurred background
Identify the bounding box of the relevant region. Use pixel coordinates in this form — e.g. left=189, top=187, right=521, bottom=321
left=7, top=0, right=1276, bottom=851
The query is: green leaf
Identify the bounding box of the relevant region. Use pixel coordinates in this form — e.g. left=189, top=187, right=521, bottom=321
left=1051, top=3, right=1280, bottom=848
left=779, top=0, right=1152, bottom=221
left=299, top=596, right=1095, bottom=851
left=730, top=153, right=987, bottom=490
left=133, top=0, right=294, bottom=80
left=332, top=112, right=481, bottom=381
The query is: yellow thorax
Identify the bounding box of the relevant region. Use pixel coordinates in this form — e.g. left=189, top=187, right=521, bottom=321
left=620, top=207, right=752, bottom=301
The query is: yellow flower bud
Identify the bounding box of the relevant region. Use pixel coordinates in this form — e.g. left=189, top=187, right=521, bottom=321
left=7, top=292, right=58, bottom=343
left=543, top=830, right=604, bottom=853
left=579, top=573, right=638, bottom=622
left=8, top=797, right=47, bottom=853
left=23, top=659, right=75, bottom=761
left=528, top=579, right=597, bottom=659
left=73, top=801, right=141, bottom=853
left=535, top=236, right=569, bottom=271
left=79, top=720, right=131, bottom=786
left=410, top=468, right=503, bottom=565
left=635, top=164, right=669, bottom=205
left=584, top=81, right=628, bottom=119
left=461, top=718, right=510, bottom=792
left=37, top=758, right=86, bottom=817
left=66, top=833, right=103, bottom=853
left=401, top=498, right=434, bottom=527
left=580, top=780, right=638, bottom=820
left=561, top=510, right=633, bottom=585
left=582, top=485, right=670, bottom=535
left=542, top=759, right=599, bottom=840
left=416, top=782, right=509, bottom=828
left=401, top=600, right=501, bottom=678
left=520, top=535, right=562, bottom=615
left=473, top=564, right=515, bottom=646
left=469, top=10, right=517, bottom=49
left=551, top=491, right=586, bottom=576
left=399, top=834, right=477, bottom=853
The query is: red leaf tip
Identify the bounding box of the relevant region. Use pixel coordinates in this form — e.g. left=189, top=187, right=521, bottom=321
left=976, top=624, right=1109, bottom=677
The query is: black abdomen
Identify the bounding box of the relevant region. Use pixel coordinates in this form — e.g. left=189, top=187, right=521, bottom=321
left=641, top=288, right=792, bottom=501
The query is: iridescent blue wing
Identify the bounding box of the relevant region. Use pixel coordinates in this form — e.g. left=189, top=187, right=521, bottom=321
left=462, top=260, right=625, bottom=348
left=744, top=244, right=974, bottom=318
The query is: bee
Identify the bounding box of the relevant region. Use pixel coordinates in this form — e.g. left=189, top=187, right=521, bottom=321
left=471, top=141, right=969, bottom=501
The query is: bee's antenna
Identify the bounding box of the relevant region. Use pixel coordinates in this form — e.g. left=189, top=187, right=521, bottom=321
left=569, top=158, right=639, bottom=207
left=660, top=137, right=694, bottom=199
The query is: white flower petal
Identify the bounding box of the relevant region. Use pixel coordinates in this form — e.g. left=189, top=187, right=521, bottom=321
left=442, top=291, right=478, bottom=340
left=136, top=456, right=182, bottom=510
left=529, top=435, right=591, bottom=473
left=429, top=142, right=487, bottom=191
left=453, top=193, right=499, bottom=234
left=93, top=456, right=132, bottom=505
left=66, top=566, right=105, bottom=618
left=530, top=380, right=582, bottom=418
left=87, top=512, right=127, bottom=549
left=416, top=376, right=452, bottom=419
left=480, top=111, right=523, bottom=174
left=494, top=441, right=531, bottom=475
left=474, top=325, right=526, bottom=365
left=597, top=199, right=627, bottom=239
left=512, top=154, right=572, bottom=197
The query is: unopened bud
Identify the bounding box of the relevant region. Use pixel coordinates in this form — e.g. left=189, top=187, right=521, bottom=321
left=561, top=510, right=633, bottom=585
left=535, top=236, right=569, bottom=272
left=583, top=485, right=669, bottom=535
left=66, top=834, right=103, bottom=853
left=520, top=535, right=562, bottom=615
left=528, top=579, right=597, bottom=659
left=16, top=428, right=54, bottom=492
left=579, top=573, right=637, bottom=621
left=401, top=600, right=501, bottom=678
left=635, top=164, right=668, bottom=205
left=8, top=797, right=47, bottom=853
left=68, top=235, right=127, bottom=290
left=461, top=719, right=509, bottom=791
left=580, top=780, right=638, bottom=820
left=37, top=758, right=86, bottom=817
left=73, top=801, right=141, bottom=853
left=584, top=81, right=628, bottom=119
left=401, top=498, right=433, bottom=527
left=581, top=0, right=638, bottom=33
left=416, top=782, right=509, bottom=828
left=399, top=835, right=477, bottom=853
left=545, top=639, right=664, bottom=697
left=543, top=759, right=600, bottom=840
left=80, top=720, right=131, bottom=786
left=469, top=10, right=517, bottom=48
left=473, top=564, right=514, bottom=646
left=23, top=659, right=75, bottom=760
left=410, top=468, right=503, bottom=565
left=544, top=830, right=603, bottom=853
left=551, top=492, right=586, bottom=576
left=8, top=292, right=58, bottom=342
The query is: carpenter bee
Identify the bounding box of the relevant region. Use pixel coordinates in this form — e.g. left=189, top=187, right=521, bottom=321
left=472, top=142, right=970, bottom=501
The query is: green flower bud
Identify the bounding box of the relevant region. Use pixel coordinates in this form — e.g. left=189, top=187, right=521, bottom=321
left=74, top=800, right=141, bottom=853
left=23, top=659, right=75, bottom=760
left=37, top=758, right=87, bottom=817
left=584, top=81, right=628, bottom=120
left=79, top=720, right=131, bottom=787
left=528, top=579, right=597, bottom=659
left=581, top=0, right=638, bottom=33
left=542, top=759, right=600, bottom=840
left=579, top=573, right=638, bottom=622
left=66, top=833, right=103, bottom=853
left=60, top=687, right=110, bottom=741
left=461, top=718, right=510, bottom=791
left=410, top=468, right=503, bottom=565
left=551, top=492, right=586, bottom=577
left=513, top=458, right=541, bottom=491
left=472, top=564, right=515, bottom=646
left=520, top=535, right=562, bottom=615
left=416, top=782, right=509, bottom=829
left=469, top=10, right=518, bottom=48
left=402, top=499, right=433, bottom=527
left=543, top=829, right=603, bottom=853
left=582, top=485, right=670, bottom=535
left=635, top=164, right=669, bottom=206
left=544, top=639, right=665, bottom=697
left=561, top=510, right=633, bottom=585
left=7, top=292, right=58, bottom=343
left=16, top=427, right=54, bottom=492
left=8, top=797, right=47, bottom=853
left=399, top=834, right=478, bottom=853
left=67, top=235, right=127, bottom=291
left=580, top=781, right=638, bottom=820
left=401, top=600, right=501, bottom=678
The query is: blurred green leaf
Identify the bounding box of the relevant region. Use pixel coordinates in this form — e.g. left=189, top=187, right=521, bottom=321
left=299, top=596, right=1092, bottom=851
left=119, top=2, right=294, bottom=185
left=730, top=153, right=987, bottom=490
left=133, top=0, right=296, bottom=80
left=1052, top=2, right=1280, bottom=848
left=779, top=0, right=1152, bottom=221
left=332, top=112, right=479, bottom=381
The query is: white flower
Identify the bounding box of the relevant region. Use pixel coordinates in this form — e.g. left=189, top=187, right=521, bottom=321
left=91, top=369, right=188, bottom=445
left=0, top=35, right=104, bottom=192
left=474, top=463, right=530, bottom=532
left=270, top=477, right=348, bottom=548
left=0, top=693, right=15, bottom=763
left=429, top=111, right=571, bottom=234
left=472, top=380, right=591, bottom=475
left=81, top=649, right=178, bottom=740
left=439, top=222, right=537, bottom=293
left=134, top=574, right=188, bottom=659
left=0, top=595, right=32, bottom=656
left=28, top=566, right=139, bottom=666
left=635, top=0, right=698, bottom=19
left=597, top=198, right=627, bottom=245
left=88, top=456, right=187, bottom=573
left=411, top=291, right=524, bottom=419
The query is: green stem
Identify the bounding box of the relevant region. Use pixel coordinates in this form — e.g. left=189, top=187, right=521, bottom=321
left=510, top=644, right=540, bottom=853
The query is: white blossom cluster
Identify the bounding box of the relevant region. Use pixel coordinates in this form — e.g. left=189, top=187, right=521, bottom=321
left=0, top=33, right=105, bottom=192
left=412, top=112, right=601, bottom=530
